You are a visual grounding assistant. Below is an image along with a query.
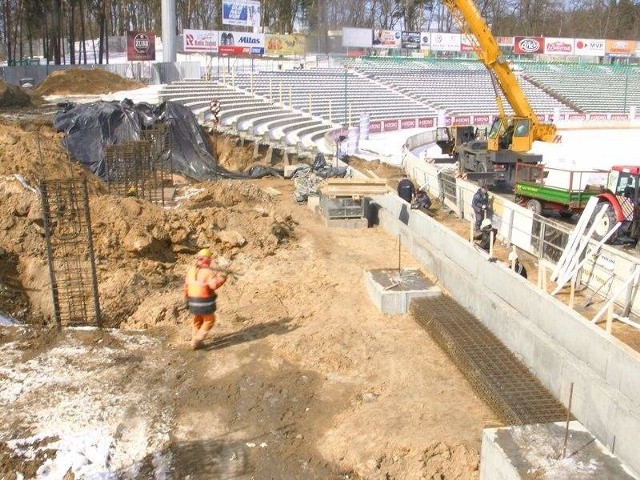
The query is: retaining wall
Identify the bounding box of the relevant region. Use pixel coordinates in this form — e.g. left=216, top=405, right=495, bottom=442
left=372, top=192, right=640, bottom=477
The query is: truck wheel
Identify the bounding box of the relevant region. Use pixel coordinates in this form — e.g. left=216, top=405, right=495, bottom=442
left=526, top=199, right=542, bottom=215
left=591, top=202, right=618, bottom=242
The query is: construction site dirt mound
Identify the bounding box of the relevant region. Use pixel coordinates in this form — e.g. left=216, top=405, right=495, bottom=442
left=0, top=80, right=44, bottom=108
left=35, top=68, right=145, bottom=96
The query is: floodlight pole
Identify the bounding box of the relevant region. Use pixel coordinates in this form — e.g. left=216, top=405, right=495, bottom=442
left=344, top=65, right=348, bottom=126
left=162, top=0, right=177, bottom=62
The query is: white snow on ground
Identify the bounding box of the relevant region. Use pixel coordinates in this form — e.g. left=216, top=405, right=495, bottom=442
left=0, top=331, right=174, bottom=479
left=43, top=84, right=165, bottom=106
left=0, top=312, right=17, bottom=326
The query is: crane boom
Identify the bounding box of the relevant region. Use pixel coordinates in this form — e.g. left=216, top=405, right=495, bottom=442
left=443, top=0, right=557, bottom=146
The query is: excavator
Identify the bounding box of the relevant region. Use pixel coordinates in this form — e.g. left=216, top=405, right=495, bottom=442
left=441, top=0, right=558, bottom=187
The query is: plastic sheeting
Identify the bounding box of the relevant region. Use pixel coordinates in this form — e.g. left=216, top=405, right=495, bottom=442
left=53, top=100, right=283, bottom=181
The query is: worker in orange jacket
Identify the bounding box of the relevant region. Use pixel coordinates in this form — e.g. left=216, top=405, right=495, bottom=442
left=183, top=248, right=227, bottom=350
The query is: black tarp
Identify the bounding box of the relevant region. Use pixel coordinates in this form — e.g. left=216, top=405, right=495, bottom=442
left=53, top=99, right=283, bottom=181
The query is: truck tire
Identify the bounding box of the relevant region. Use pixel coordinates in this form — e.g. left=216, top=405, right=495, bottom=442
left=591, top=202, right=618, bottom=242
left=526, top=199, right=542, bottom=215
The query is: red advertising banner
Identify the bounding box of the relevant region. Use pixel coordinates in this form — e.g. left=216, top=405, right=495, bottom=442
left=453, top=115, right=471, bottom=125
left=536, top=114, right=545, bottom=122
left=513, top=36, right=544, bottom=54
left=472, top=115, right=490, bottom=125
left=418, top=117, right=435, bottom=128
left=401, top=118, right=416, bottom=129
left=589, top=113, right=608, bottom=120
left=611, top=114, right=629, bottom=120
left=369, top=121, right=382, bottom=133
left=445, top=117, right=452, bottom=127
left=127, top=31, right=155, bottom=61
left=383, top=120, right=399, bottom=131
left=568, top=113, right=587, bottom=120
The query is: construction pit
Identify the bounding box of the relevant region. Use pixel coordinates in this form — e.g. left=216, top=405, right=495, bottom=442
left=1, top=75, right=640, bottom=479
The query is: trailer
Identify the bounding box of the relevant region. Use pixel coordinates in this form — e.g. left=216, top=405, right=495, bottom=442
left=514, top=163, right=607, bottom=217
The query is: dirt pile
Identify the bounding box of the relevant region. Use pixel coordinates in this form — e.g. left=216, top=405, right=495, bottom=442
left=0, top=118, right=105, bottom=189
left=35, top=68, right=145, bottom=96
left=0, top=80, right=44, bottom=108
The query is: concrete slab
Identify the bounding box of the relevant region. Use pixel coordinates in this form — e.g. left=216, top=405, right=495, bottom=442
left=307, top=195, right=320, bottom=213
left=364, top=268, right=441, bottom=314
left=480, top=422, right=637, bottom=480
left=324, top=217, right=368, bottom=229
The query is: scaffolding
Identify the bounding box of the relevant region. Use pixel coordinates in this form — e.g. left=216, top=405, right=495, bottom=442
left=40, top=178, right=101, bottom=327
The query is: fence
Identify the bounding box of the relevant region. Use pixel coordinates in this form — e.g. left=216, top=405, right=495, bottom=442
left=0, top=61, right=201, bottom=86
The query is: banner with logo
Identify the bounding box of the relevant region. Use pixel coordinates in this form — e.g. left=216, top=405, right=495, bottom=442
left=544, top=37, right=574, bottom=55
left=183, top=29, right=218, bottom=53
left=605, top=39, right=637, bottom=55
left=342, top=27, right=373, bottom=48
left=401, top=31, right=420, bottom=49
left=431, top=32, right=461, bottom=51
left=219, top=31, right=264, bottom=55
left=420, top=32, right=431, bottom=51
left=574, top=38, right=605, bottom=56
left=222, top=0, right=261, bottom=27
left=513, top=36, right=544, bottom=54
left=265, top=34, right=306, bottom=55
left=127, top=31, right=155, bottom=61
left=496, top=36, right=514, bottom=47
left=460, top=34, right=479, bottom=52
left=372, top=29, right=401, bottom=48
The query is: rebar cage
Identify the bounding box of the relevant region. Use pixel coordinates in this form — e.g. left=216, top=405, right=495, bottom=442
left=40, top=178, right=101, bottom=327
left=106, top=124, right=173, bottom=206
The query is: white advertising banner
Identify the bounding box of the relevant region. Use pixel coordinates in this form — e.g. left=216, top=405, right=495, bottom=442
left=430, top=32, right=461, bottom=51
left=372, top=29, right=401, bottom=49
left=342, top=27, right=373, bottom=48
left=544, top=37, right=574, bottom=55
left=574, top=38, right=605, bottom=56
left=222, top=0, right=261, bottom=27
left=219, top=31, right=265, bottom=55
left=183, top=29, right=218, bottom=53
left=420, top=32, right=431, bottom=50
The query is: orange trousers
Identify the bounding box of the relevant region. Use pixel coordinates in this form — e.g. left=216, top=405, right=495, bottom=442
left=192, top=313, right=216, bottom=342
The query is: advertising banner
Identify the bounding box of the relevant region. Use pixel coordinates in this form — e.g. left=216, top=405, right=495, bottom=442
left=472, top=115, right=490, bottom=125
left=372, top=29, right=401, bottom=49
left=431, top=32, right=461, bottom=51
left=513, top=36, right=544, bottom=54
left=383, top=119, right=399, bottom=131
left=401, top=31, right=420, bottom=49
left=127, top=31, right=155, bottom=61
left=219, top=31, right=264, bottom=55
left=574, top=38, right=605, bottom=56
left=496, top=36, right=514, bottom=47
left=418, top=117, right=435, bottom=128
left=453, top=115, right=471, bottom=126
left=222, top=0, right=261, bottom=27
left=420, top=32, right=431, bottom=50
left=369, top=121, right=382, bottom=133
left=401, top=118, right=417, bottom=128
left=611, top=114, right=629, bottom=121
left=605, top=39, right=637, bottom=55
left=342, top=27, right=373, bottom=48
left=266, top=34, right=306, bottom=55
left=183, top=29, right=218, bottom=53
left=460, top=34, right=479, bottom=52
left=544, top=37, right=574, bottom=55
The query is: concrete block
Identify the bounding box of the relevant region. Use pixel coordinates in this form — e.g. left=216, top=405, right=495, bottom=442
left=364, top=268, right=441, bottom=315
left=532, top=337, right=564, bottom=396
left=617, top=351, right=640, bottom=405
left=585, top=382, right=617, bottom=444
left=609, top=407, right=640, bottom=476
left=480, top=422, right=637, bottom=480
left=324, top=217, right=368, bottom=229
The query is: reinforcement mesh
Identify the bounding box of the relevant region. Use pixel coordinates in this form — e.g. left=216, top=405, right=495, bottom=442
left=412, top=296, right=568, bottom=425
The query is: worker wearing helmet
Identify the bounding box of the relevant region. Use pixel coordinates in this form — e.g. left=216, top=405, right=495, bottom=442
left=183, top=248, right=227, bottom=350
left=474, top=218, right=497, bottom=253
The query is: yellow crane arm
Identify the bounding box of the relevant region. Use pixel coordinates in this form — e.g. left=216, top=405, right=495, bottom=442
left=443, top=0, right=557, bottom=143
